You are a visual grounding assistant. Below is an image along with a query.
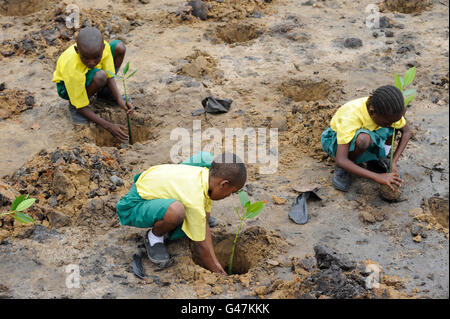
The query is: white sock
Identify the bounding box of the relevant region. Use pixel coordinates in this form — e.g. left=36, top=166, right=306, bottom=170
left=148, top=230, right=164, bottom=246
left=384, top=145, right=391, bottom=157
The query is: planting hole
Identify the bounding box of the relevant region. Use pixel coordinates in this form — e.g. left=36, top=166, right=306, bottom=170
left=280, top=79, right=337, bottom=102
left=190, top=226, right=288, bottom=276
left=427, top=197, right=449, bottom=229
left=216, top=23, right=263, bottom=44
left=91, top=110, right=154, bottom=147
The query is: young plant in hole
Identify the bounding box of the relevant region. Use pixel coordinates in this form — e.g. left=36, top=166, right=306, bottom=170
left=107, top=62, right=137, bottom=145
left=0, top=194, right=36, bottom=224
left=228, top=190, right=266, bottom=275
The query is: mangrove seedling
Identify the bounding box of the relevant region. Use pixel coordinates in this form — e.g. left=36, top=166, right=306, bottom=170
left=0, top=194, right=35, bottom=224
left=394, top=66, right=417, bottom=106
left=228, top=190, right=266, bottom=275
left=389, top=128, right=395, bottom=172
left=107, top=61, right=138, bottom=145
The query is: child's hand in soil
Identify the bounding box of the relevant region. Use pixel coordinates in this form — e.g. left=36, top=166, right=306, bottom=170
left=108, top=123, right=128, bottom=142
left=119, top=99, right=135, bottom=115
left=375, top=172, right=403, bottom=190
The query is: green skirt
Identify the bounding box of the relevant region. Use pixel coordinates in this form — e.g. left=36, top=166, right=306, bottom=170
left=321, top=127, right=393, bottom=164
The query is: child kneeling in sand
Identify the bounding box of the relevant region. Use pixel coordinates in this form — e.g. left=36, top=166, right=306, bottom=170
left=52, top=26, right=134, bottom=142
left=116, top=153, right=246, bottom=275
left=321, top=85, right=412, bottom=192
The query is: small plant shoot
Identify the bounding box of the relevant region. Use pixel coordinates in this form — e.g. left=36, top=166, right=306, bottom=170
left=0, top=194, right=36, bottom=224
left=107, top=61, right=137, bottom=145
left=394, top=66, right=417, bottom=106
left=228, top=190, right=266, bottom=275
left=390, top=67, right=417, bottom=171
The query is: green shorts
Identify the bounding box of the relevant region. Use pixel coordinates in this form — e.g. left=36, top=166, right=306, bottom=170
left=56, top=39, right=122, bottom=101
left=115, top=152, right=214, bottom=241
left=321, top=126, right=393, bottom=164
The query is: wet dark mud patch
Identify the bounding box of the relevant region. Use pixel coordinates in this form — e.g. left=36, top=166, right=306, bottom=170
left=206, top=22, right=264, bottom=45
left=90, top=108, right=157, bottom=147
left=379, top=0, right=434, bottom=14
left=190, top=226, right=288, bottom=275
left=0, top=0, right=49, bottom=16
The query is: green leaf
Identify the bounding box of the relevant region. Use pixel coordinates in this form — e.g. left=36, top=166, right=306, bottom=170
left=126, top=69, right=138, bottom=79
left=234, top=207, right=241, bottom=219
left=238, top=191, right=250, bottom=208
left=402, top=89, right=417, bottom=96
left=15, top=198, right=35, bottom=212
left=10, top=195, right=25, bottom=211
left=11, top=212, right=35, bottom=224
left=399, top=76, right=404, bottom=89
left=123, top=62, right=130, bottom=75
left=403, top=67, right=416, bottom=87
left=244, top=201, right=265, bottom=219
left=404, top=94, right=416, bottom=106
left=394, top=73, right=402, bottom=91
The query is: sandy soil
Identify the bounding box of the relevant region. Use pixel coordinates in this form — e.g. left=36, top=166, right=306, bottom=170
left=0, top=0, right=449, bottom=299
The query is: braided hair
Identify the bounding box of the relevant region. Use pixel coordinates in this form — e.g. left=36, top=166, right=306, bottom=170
left=367, top=85, right=404, bottom=116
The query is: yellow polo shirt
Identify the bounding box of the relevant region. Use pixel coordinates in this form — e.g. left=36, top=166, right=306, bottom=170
left=330, top=97, right=406, bottom=144
left=135, top=164, right=213, bottom=241
left=52, top=41, right=115, bottom=109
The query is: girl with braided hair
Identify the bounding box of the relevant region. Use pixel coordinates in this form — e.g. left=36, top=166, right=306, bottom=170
left=321, top=85, right=413, bottom=192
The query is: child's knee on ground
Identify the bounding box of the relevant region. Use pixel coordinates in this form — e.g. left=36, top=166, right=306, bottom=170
left=355, top=132, right=371, bottom=152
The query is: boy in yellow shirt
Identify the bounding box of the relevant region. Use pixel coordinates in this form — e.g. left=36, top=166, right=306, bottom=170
left=321, top=85, right=412, bottom=192
left=52, top=27, right=134, bottom=142
left=116, top=152, right=246, bottom=274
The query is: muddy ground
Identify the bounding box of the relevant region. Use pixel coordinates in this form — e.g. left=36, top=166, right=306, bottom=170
left=0, top=0, right=448, bottom=299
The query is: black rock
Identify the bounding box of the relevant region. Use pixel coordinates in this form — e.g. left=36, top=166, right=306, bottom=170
left=379, top=16, right=392, bottom=29
left=188, top=0, right=207, bottom=21
left=385, top=30, right=394, bottom=37
left=314, top=244, right=356, bottom=271
left=411, top=224, right=421, bottom=236
left=0, top=82, right=5, bottom=91
left=343, top=38, right=363, bottom=49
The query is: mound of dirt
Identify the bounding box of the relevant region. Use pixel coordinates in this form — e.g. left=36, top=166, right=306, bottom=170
left=177, top=50, right=224, bottom=82
left=0, top=84, right=35, bottom=120
left=409, top=197, right=450, bottom=239
left=380, top=0, right=434, bottom=14
left=165, top=0, right=278, bottom=25
left=0, top=0, right=48, bottom=16
left=0, top=144, right=129, bottom=238
left=263, top=244, right=410, bottom=299
left=0, top=2, right=142, bottom=64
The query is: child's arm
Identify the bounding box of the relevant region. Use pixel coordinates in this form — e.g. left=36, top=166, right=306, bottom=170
left=77, top=106, right=128, bottom=141
left=192, top=212, right=227, bottom=275
left=336, top=144, right=403, bottom=191
left=106, top=77, right=134, bottom=114
left=391, top=123, right=412, bottom=174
